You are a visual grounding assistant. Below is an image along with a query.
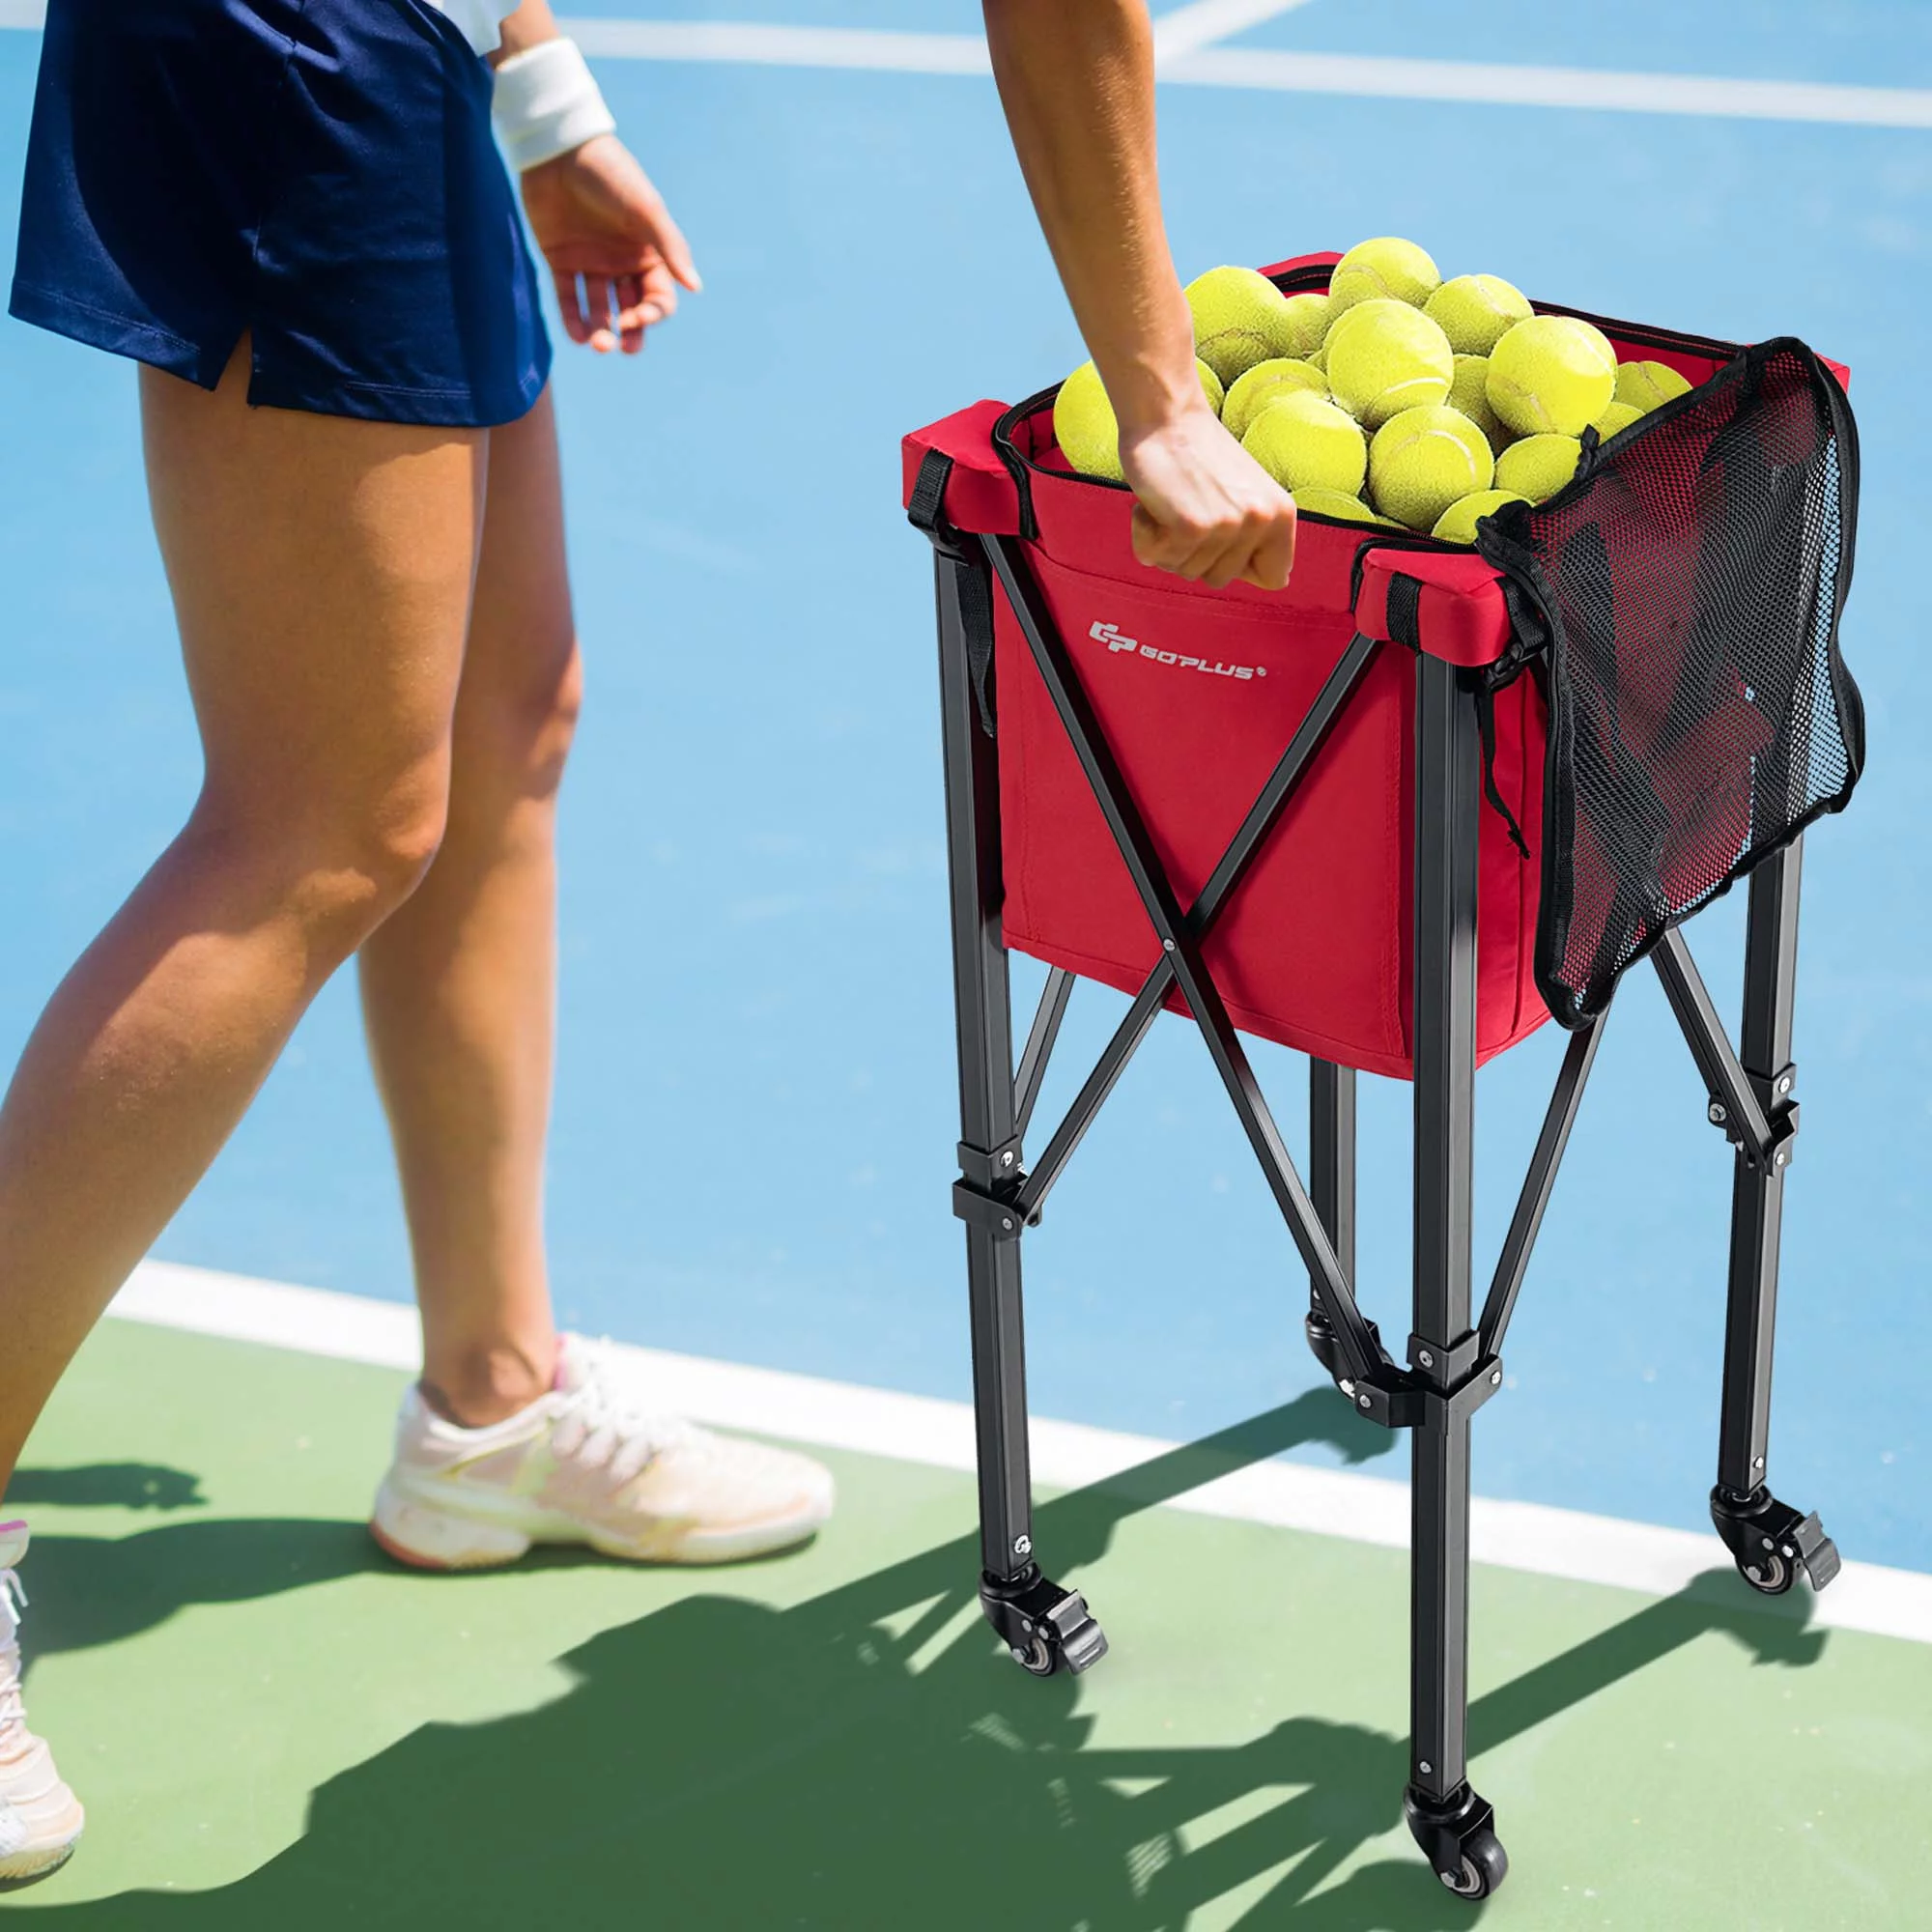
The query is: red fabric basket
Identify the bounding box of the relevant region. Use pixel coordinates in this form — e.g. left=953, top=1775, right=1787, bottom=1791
left=902, top=252, right=1764, bottom=1081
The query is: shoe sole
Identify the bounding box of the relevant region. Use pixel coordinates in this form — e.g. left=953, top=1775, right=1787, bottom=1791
left=369, top=1476, right=831, bottom=1572
left=0, top=1819, right=82, bottom=1890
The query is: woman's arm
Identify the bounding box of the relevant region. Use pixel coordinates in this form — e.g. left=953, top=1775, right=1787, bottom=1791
left=982, top=0, right=1295, bottom=590
left=492, top=0, right=562, bottom=65
left=489, top=1, right=700, bottom=355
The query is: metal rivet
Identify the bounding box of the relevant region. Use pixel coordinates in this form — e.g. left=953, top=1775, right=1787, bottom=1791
left=1762, top=1536, right=1776, bottom=1550
left=1001, top=1217, right=1013, bottom=1231
left=1163, top=939, right=1176, bottom=952
left=1358, top=1395, right=1372, bottom=1410
left=1775, top=1151, right=1787, bottom=1168
left=1015, top=1535, right=1032, bottom=1555
left=1778, top=1075, right=1792, bottom=1094
left=1419, top=1350, right=1435, bottom=1368
left=1001, top=1151, right=1015, bottom=1167
left=1419, top=1761, right=1433, bottom=1776
left=1708, top=1101, right=1727, bottom=1123
left=1782, top=1546, right=1796, bottom=1560
left=1491, top=1369, right=1503, bottom=1385
left=1753, top=1456, right=1765, bottom=1469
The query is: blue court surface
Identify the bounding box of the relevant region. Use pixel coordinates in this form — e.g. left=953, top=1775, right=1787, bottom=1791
left=0, top=0, right=1926, bottom=1585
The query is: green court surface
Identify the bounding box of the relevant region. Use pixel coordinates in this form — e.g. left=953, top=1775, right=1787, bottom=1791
left=8, top=1319, right=1925, bottom=1929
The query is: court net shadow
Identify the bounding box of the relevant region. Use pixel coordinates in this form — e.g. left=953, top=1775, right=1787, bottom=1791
left=25, top=1397, right=1827, bottom=1930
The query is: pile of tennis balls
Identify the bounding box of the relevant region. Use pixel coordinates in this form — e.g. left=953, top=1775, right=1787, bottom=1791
left=1051, top=237, right=1694, bottom=544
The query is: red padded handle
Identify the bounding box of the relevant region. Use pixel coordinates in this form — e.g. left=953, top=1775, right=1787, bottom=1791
left=1353, top=548, right=1517, bottom=668
left=901, top=401, right=1023, bottom=536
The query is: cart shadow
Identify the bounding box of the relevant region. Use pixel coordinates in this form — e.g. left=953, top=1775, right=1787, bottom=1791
left=6, top=1463, right=206, bottom=1512
left=22, top=1398, right=1828, bottom=1930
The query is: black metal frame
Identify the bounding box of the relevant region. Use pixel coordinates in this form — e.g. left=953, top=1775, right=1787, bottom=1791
left=924, top=526, right=1838, bottom=1899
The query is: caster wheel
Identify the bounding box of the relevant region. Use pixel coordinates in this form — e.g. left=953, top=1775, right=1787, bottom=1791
left=1438, top=1829, right=1508, bottom=1900
left=1740, top=1550, right=1794, bottom=1596
left=1010, top=1634, right=1057, bottom=1676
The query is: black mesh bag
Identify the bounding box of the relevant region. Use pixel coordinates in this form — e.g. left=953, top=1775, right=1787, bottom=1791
left=1477, top=336, right=1865, bottom=1030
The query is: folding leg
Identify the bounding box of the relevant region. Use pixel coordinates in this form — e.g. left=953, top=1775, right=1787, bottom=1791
left=933, top=552, right=1106, bottom=1676
left=1401, top=654, right=1508, bottom=1899
left=1707, top=838, right=1841, bottom=1594
left=1305, top=1062, right=1363, bottom=1373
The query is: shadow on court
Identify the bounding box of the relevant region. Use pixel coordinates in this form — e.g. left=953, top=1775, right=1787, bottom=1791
left=22, top=1397, right=1827, bottom=1930
left=6, top=1463, right=206, bottom=1513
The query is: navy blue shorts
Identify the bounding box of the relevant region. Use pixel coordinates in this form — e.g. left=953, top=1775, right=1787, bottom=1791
left=9, top=0, right=551, bottom=428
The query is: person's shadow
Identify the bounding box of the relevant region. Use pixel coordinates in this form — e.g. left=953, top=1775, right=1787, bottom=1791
left=20, top=1396, right=1828, bottom=1929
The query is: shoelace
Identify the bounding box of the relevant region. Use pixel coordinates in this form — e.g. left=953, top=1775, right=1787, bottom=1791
left=556, top=1342, right=697, bottom=1483
left=0, top=1570, right=28, bottom=1742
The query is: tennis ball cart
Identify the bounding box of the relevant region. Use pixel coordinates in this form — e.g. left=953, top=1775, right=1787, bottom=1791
left=903, top=252, right=1863, bottom=1899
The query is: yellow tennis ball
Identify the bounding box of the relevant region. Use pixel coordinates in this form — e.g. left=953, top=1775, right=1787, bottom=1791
left=1329, top=236, right=1440, bottom=317
left=1449, top=355, right=1510, bottom=453
left=1306, top=347, right=1327, bottom=373
left=1487, top=315, right=1617, bottom=437
left=1241, top=391, right=1369, bottom=498
left=1432, top=489, right=1530, bottom=546
left=1593, top=400, right=1645, bottom=440
left=1293, top=486, right=1399, bottom=526
left=1326, top=300, right=1454, bottom=427
left=1197, top=358, right=1226, bottom=415
left=1052, top=358, right=1222, bottom=480
left=1424, top=274, right=1533, bottom=355
left=1222, top=358, right=1328, bottom=441
left=1494, top=432, right=1582, bottom=503
left=1614, top=358, right=1692, bottom=412
left=1052, top=360, right=1123, bottom=479
left=1368, top=406, right=1493, bottom=531
left=1280, top=293, right=1332, bottom=359
left=1185, top=267, right=1304, bottom=384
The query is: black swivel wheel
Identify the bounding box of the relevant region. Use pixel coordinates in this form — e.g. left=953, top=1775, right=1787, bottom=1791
left=1437, top=1828, right=1509, bottom=1899
left=1405, top=1783, right=1508, bottom=1903
left=1010, top=1633, right=1057, bottom=1676
left=1739, top=1548, right=1795, bottom=1596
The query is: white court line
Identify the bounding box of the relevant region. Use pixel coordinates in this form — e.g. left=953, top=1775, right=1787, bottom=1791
left=552, top=19, right=1932, bottom=130
left=564, top=18, right=989, bottom=73
left=108, top=1258, right=1932, bottom=1649
left=1151, top=0, right=1317, bottom=68
left=1, top=8, right=1928, bottom=128
left=1164, top=43, right=1932, bottom=128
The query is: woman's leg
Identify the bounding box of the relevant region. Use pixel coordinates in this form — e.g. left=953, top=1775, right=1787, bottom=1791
left=356, top=389, right=581, bottom=1428
left=0, top=346, right=483, bottom=1492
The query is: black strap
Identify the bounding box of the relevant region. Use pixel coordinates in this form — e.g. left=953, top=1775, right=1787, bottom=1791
left=1384, top=571, right=1423, bottom=649
left=1474, top=677, right=1532, bottom=861
left=907, top=447, right=952, bottom=541
left=1388, top=567, right=1530, bottom=861
left=906, top=449, right=997, bottom=737
left=957, top=554, right=998, bottom=738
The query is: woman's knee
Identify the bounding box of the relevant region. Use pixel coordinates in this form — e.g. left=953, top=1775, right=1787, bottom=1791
left=191, top=757, right=453, bottom=946
left=458, top=635, right=583, bottom=804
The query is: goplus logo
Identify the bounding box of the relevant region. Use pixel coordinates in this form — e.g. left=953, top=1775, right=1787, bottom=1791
left=1089, top=621, right=1267, bottom=681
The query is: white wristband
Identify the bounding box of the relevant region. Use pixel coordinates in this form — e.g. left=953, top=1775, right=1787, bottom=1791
left=492, top=39, right=617, bottom=172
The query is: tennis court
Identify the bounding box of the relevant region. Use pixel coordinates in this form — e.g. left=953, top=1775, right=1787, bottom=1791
left=1, top=2, right=1927, bottom=1921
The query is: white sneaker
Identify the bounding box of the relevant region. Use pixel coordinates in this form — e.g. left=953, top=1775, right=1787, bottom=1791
left=370, top=1336, right=836, bottom=1569
left=0, top=1523, right=83, bottom=1889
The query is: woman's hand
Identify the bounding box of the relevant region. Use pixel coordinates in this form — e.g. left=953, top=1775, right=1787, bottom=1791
left=1119, top=400, right=1298, bottom=591
left=520, top=134, right=701, bottom=355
